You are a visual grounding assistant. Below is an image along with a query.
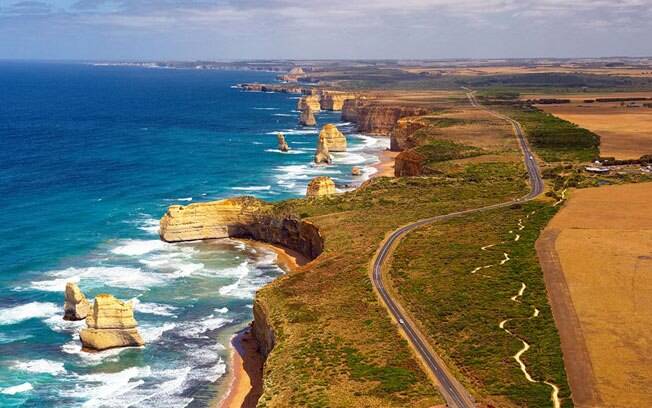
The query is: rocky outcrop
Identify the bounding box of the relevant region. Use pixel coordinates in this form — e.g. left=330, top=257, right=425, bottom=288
left=279, top=67, right=305, bottom=82
left=299, top=107, right=316, bottom=126
left=314, top=133, right=333, bottom=164
left=319, top=124, right=347, bottom=152
left=390, top=117, right=428, bottom=152
left=394, top=150, right=427, bottom=177
left=277, top=133, right=289, bottom=152
left=306, top=176, right=336, bottom=197
left=160, top=197, right=324, bottom=260
left=351, top=166, right=362, bottom=176
left=320, top=92, right=355, bottom=111
left=238, top=83, right=307, bottom=94
left=64, top=282, right=90, bottom=321
left=342, top=99, right=429, bottom=135
left=298, top=95, right=321, bottom=112
left=80, top=294, right=144, bottom=351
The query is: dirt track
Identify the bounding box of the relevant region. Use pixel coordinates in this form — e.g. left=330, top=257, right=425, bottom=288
left=537, top=183, right=652, bottom=408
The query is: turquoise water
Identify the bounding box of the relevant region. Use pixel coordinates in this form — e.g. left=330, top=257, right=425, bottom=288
left=0, top=62, right=386, bottom=407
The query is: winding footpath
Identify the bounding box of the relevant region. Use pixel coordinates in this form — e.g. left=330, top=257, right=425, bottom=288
left=370, top=91, right=545, bottom=407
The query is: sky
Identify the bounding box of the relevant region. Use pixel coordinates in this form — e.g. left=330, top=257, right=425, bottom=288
left=1, top=0, right=651, bottom=60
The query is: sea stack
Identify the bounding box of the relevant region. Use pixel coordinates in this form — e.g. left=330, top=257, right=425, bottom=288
left=298, top=95, right=321, bottom=112
left=277, top=132, right=289, bottom=152
left=79, top=294, right=144, bottom=351
left=319, top=124, right=347, bottom=152
left=63, top=282, right=90, bottom=321
left=351, top=166, right=362, bottom=176
left=299, top=107, right=317, bottom=126
left=314, top=133, right=332, bottom=164
left=306, top=176, right=336, bottom=197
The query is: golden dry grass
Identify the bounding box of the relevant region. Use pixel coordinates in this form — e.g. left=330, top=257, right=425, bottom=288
left=402, top=66, right=652, bottom=78
left=533, top=100, right=652, bottom=159
left=546, top=182, right=652, bottom=408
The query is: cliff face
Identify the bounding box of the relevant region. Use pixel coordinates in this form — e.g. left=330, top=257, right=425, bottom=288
left=390, top=117, right=427, bottom=152
left=298, top=95, right=321, bottom=112
left=342, top=99, right=428, bottom=135
left=320, top=92, right=355, bottom=111
left=252, top=298, right=275, bottom=358
left=160, top=197, right=324, bottom=260
left=394, top=150, right=427, bottom=177
left=319, top=124, right=347, bottom=152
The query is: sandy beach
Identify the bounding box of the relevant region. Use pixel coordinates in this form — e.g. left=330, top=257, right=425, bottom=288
left=372, top=149, right=398, bottom=178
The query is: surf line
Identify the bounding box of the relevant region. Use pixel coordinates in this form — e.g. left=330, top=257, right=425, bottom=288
left=500, top=282, right=561, bottom=408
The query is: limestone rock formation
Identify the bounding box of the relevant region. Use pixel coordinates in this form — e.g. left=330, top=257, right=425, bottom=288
left=351, top=166, right=362, bottom=176
left=306, top=176, right=336, bottom=197
left=80, top=294, right=144, bottom=351
left=314, top=133, right=332, bottom=164
left=159, top=197, right=324, bottom=259
left=320, top=92, right=355, bottom=111
left=390, top=117, right=428, bottom=152
left=299, top=107, right=317, bottom=126
left=279, top=67, right=305, bottom=82
left=63, top=282, right=90, bottom=321
left=319, top=124, right=347, bottom=152
left=277, top=132, right=289, bottom=152
left=394, top=149, right=426, bottom=177
left=297, top=95, right=321, bottom=112
left=342, top=98, right=429, bottom=135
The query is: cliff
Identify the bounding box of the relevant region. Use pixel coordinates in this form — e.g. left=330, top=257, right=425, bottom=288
left=297, top=95, right=321, bottom=112
left=306, top=176, right=336, bottom=197
left=319, top=124, right=347, bottom=152
left=320, top=92, right=355, bottom=111
left=279, top=67, right=305, bottom=82
left=252, top=298, right=275, bottom=358
left=390, top=117, right=428, bottom=152
left=160, top=197, right=324, bottom=260
left=342, top=99, right=429, bottom=135
left=394, top=150, right=427, bottom=177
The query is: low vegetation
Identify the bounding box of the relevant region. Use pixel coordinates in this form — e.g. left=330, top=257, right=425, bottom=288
left=387, top=201, right=572, bottom=407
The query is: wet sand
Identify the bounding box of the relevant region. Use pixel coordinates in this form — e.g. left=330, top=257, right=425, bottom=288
left=373, top=149, right=398, bottom=178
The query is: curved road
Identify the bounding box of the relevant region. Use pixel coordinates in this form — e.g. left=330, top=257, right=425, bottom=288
left=371, top=92, right=544, bottom=408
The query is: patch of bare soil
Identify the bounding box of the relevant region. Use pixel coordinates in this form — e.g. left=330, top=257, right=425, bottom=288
left=537, top=182, right=652, bottom=408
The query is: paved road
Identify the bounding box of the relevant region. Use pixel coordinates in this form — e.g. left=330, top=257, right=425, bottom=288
left=370, top=91, right=544, bottom=408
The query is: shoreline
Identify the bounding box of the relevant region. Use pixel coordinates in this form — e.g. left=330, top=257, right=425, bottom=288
left=216, top=138, right=394, bottom=408
left=215, top=241, right=307, bottom=408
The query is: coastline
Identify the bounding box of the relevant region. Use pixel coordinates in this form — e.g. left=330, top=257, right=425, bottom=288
left=215, top=240, right=308, bottom=408
left=216, top=143, right=394, bottom=408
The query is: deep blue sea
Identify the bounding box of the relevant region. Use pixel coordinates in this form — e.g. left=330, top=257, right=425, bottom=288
left=0, top=62, right=386, bottom=407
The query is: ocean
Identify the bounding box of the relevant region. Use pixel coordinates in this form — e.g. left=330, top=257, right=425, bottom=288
left=0, top=62, right=387, bottom=407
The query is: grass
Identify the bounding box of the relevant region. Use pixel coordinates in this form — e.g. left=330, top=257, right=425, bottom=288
left=414, top=140, right=485, bottom=167
left=387, top=201, right=572, bottom=407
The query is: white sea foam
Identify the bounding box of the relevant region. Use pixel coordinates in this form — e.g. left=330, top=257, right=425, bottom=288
left=112, top=239, right=170, bottom=256
left=253, top=107, right=279, bottom=110
left=62, top=340, right=134, bottom=365
left=43, top=314, right=85, bottom=333
left=12, top=359, right=66, bottom=375
left=31, top=266, right=164, bottom=292
left=231, top=185, right=271, bottom=191
left=264, top=148, right=304, bottom=154
left=214, top=307, right=229, bottom=314
left=61, top=366, right=152, bottom=407
left=176, top=197, right=193, bottom=202
left=140, top=322, right=177, bottom=343
left=1, top=383, right=33, bottom=395
left=179, top=315, right=232, bottom=338
left=266, top=129, right=318, bottom=135
left=0, top=333, right=33, bottom=344
left=0, top=302, right=60, bottom=325
left=138, top=217, right=160, bottom=235
left=132, top=299, right=178, bottom=316
left=272, top=113, right=294, bottom=117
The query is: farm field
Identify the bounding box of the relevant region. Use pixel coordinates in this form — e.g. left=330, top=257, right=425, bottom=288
left=537, top=183, right=652, bottom=408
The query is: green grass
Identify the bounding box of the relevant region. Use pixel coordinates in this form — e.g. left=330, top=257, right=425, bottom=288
left=388, top=201, right=572, bottom=407
left=414, top=139, right=485, bottom=167
left=499, top=105, right=601, bottom=162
